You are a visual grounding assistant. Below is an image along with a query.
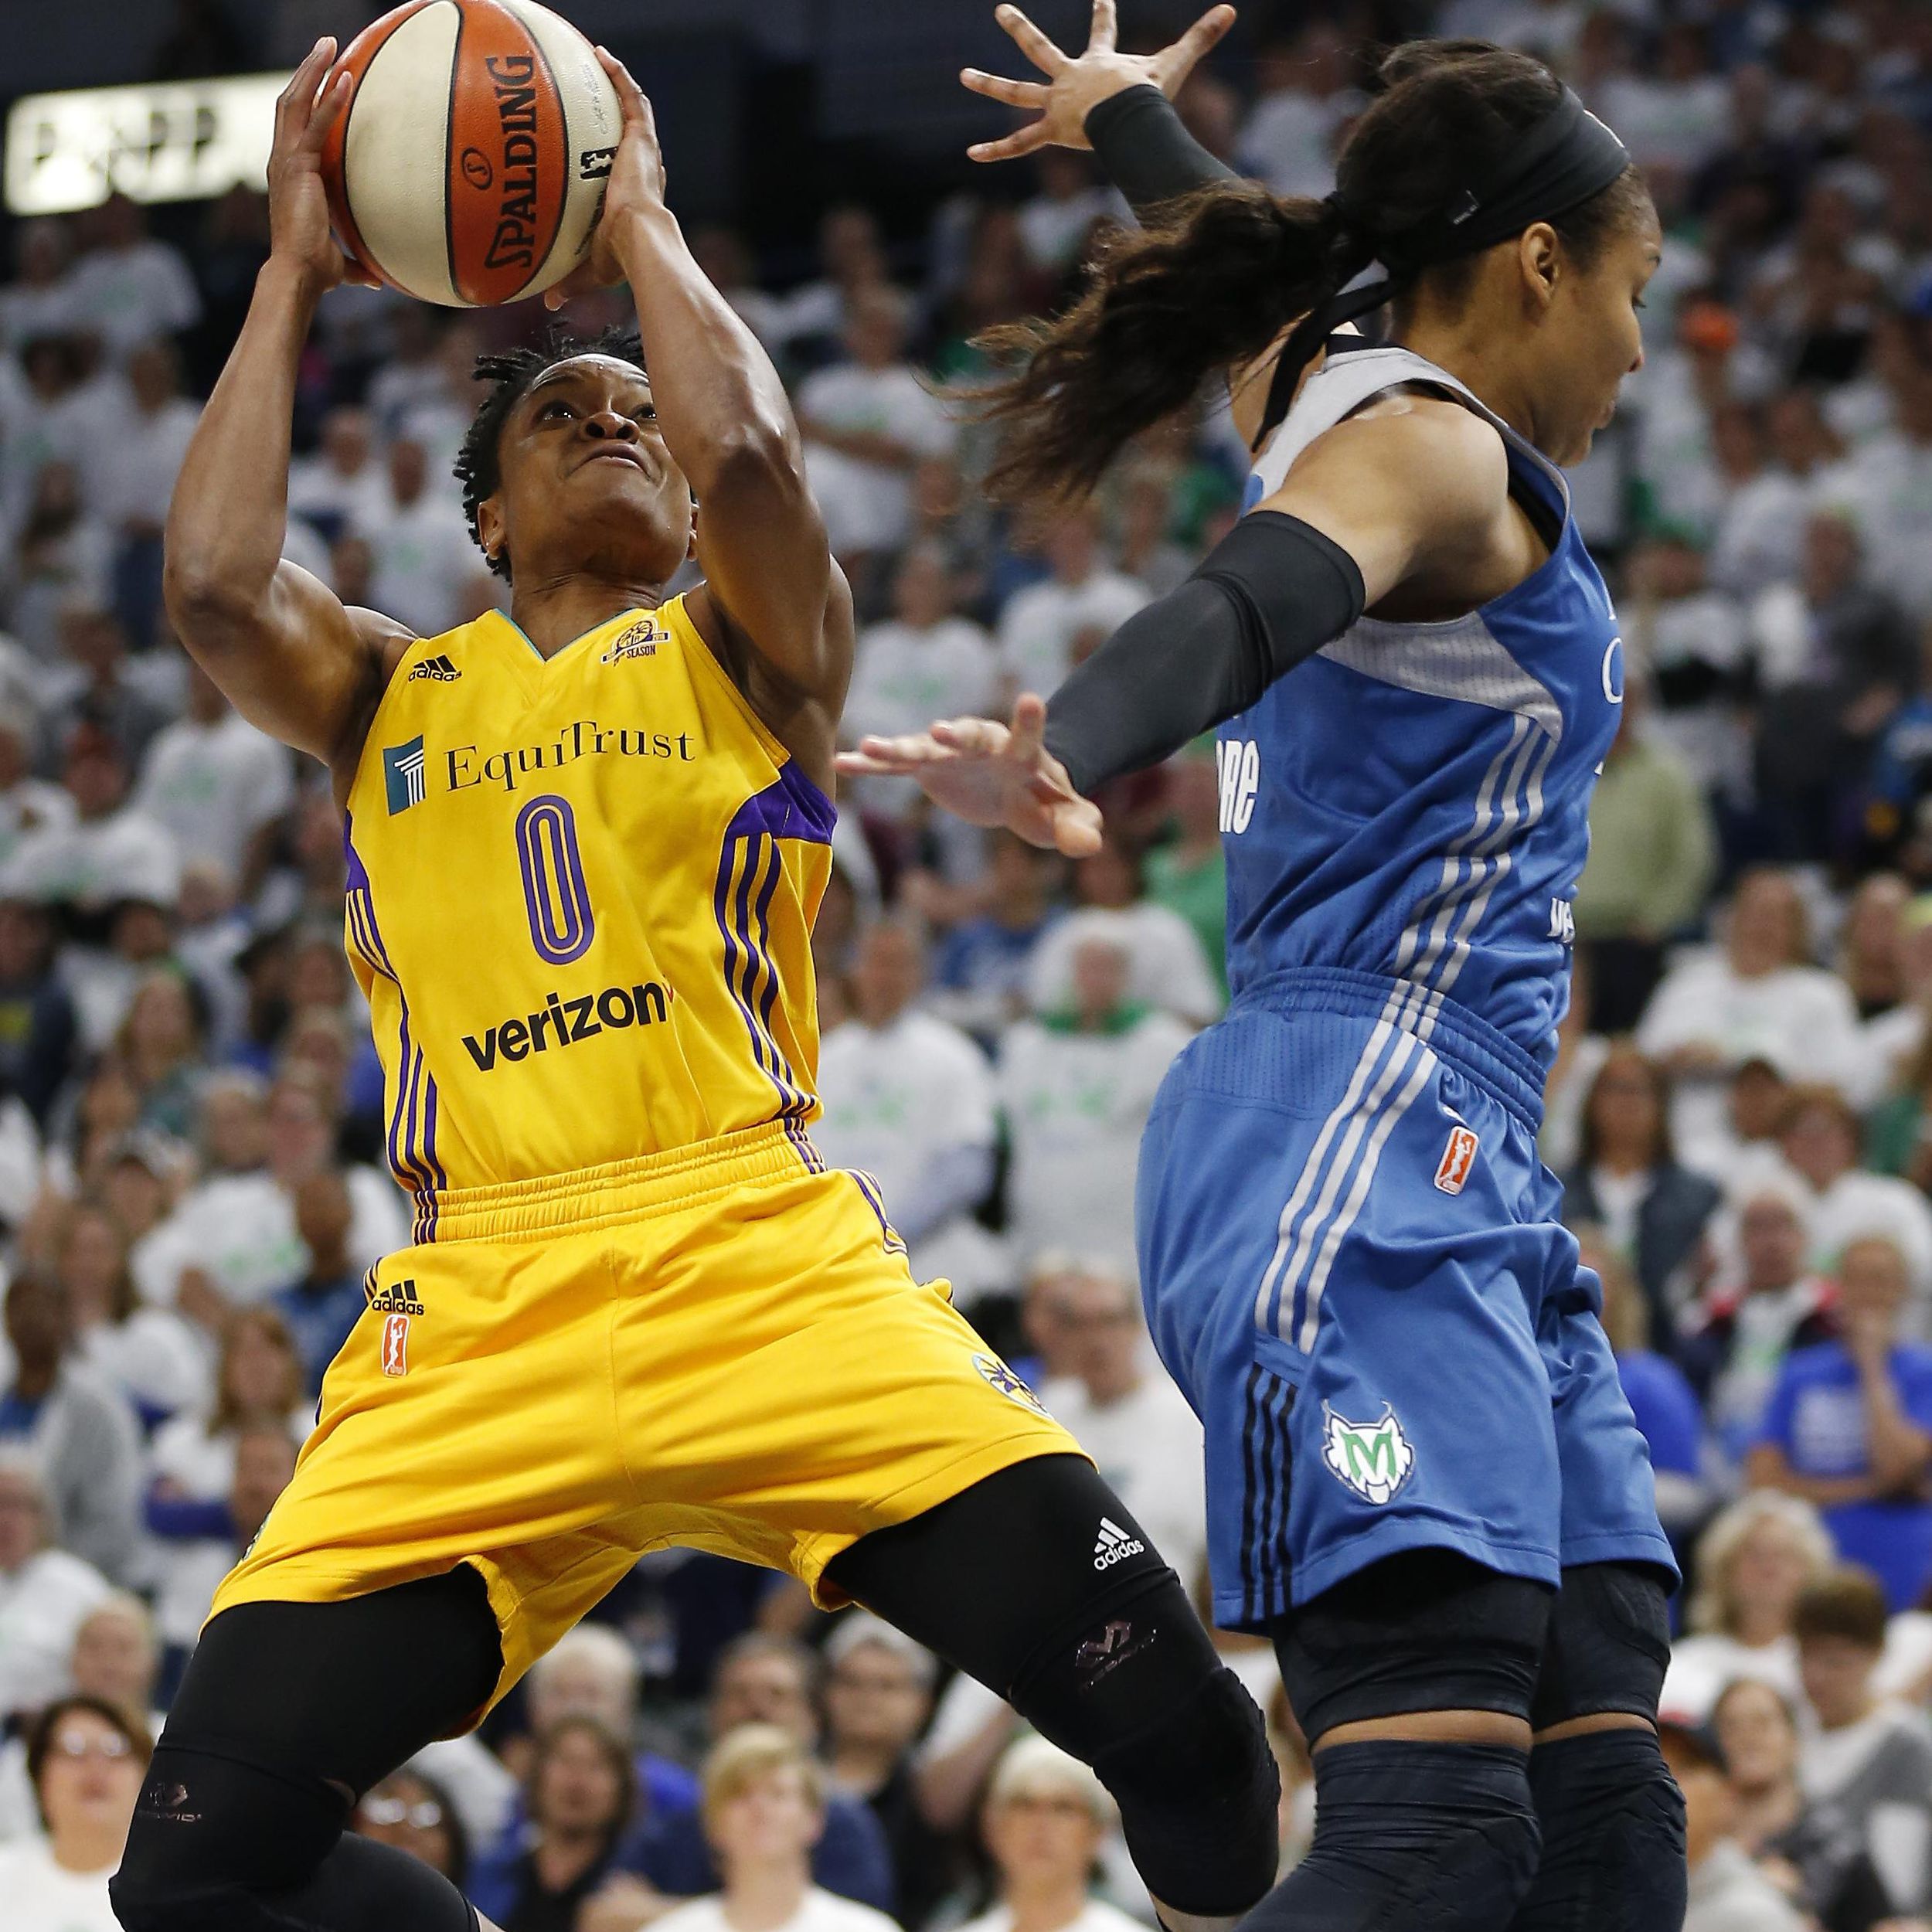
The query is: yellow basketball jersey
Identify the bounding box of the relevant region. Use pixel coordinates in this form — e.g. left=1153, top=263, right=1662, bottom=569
left=342, top=595, right=832, bottom=1233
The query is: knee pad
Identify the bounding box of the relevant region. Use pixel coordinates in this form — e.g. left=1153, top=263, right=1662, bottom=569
left=114, top=1743, right=346, bottom=1929
left=1529, top=1563, right=1672, bottom=1733
left=1512, top=1730, right=1686, bottom=1932
left=1247, top=1742, right=1539, bottom=1932
left=1272, top=1550, right=1552, bottom=1743
left=114, top=1750, right=475, bottom=1932
left=1008, top=1570, right=1281, bottom=1917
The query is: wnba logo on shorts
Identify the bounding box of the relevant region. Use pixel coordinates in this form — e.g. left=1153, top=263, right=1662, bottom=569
left=1434, top=1125, right=1479, bottom=1195
left=381, top=1313, right=410, bottom=1378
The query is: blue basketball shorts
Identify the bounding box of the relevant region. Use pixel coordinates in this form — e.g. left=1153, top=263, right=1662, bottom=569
left=1136, top=966, right=1677, bottom=1631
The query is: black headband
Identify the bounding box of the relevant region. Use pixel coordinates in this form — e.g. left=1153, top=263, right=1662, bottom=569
left=1254, top=86, right=1632, bottom=449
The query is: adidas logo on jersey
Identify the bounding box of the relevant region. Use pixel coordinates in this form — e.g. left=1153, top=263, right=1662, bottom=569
left=366, top=1278, right=424, bottom=1316
left=1092, top=1517, right=1146, bottom=1571
left=407, top=653, right=461, bottom=683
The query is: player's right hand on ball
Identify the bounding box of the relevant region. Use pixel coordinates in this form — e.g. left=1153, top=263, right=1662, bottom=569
left=961, top=0, right=1235, bottom=164
left=544, top=47, right=668, bottom=310
left=267, top=41, right=376, bottom=298
left=837, top=694, right=1105, bottom=858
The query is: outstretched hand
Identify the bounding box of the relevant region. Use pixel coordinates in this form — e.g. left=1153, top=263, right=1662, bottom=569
left=961, top=0, right=1236, bottom=164
left=836, top=694, right=1104, bottom=857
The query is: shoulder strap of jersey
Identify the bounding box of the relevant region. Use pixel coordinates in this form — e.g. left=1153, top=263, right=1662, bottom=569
left=1250, top=344, right=1570, bottom=524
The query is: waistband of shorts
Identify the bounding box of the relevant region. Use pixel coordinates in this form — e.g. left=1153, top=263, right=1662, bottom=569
left=420, top=1120, right=824, bottom=1243
left=1230, top=965, right=1546, bottom=1130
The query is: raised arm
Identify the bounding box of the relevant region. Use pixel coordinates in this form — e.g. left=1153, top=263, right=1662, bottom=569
left=163, top=43, right=408, bottom=774
left=838, top=397, right=1512, bottom=853
left=961, top=1, right=1236, bottom=193
left=554, top=53, right=849, bottom=741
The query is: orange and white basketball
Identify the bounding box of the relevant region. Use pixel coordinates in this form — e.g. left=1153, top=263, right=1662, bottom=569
left=320, top=0, right=621, bottom=308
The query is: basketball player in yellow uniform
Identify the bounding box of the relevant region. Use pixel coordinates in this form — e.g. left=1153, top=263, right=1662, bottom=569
left=111, top=37, right=1278, bottom=1932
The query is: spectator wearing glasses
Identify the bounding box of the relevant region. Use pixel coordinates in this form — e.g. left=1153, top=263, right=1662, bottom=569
left=0, top=1695, right=151, bottom=1932
left=355, top=1767, right=471, bottom=1893
left=822, top=1615, right=949, bottom=1929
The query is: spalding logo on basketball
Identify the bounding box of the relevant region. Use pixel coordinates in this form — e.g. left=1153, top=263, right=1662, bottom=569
left=321, top=0, right=621, bottom=308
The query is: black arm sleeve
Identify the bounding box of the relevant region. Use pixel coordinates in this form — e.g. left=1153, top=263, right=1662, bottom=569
left=1042, top=512, right=1366, bottom=795
left=1083, top=83, right=1237, bottom=216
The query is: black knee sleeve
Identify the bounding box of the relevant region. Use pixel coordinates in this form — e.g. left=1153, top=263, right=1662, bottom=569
left=112, top=1743, right=476, bottom=1932
left=1528, top=1563, right=1672, bottom=1733
left=1008, top=1567, right=1281, bottom=1917
left=1245, top=1742, right=1539, bottom=1932
left=1509, top=1730, right=1686, bottom=1932
left=1272, top=1551, right=1553, bottom=1743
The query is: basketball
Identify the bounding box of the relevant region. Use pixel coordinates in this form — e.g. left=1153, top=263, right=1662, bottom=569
left=320, top=0, right=621, bottom=308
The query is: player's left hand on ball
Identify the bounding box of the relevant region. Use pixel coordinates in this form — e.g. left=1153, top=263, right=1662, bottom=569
left=544, top=46, right=668, bottom=310
left=837, top=693, right=1104, bottom=857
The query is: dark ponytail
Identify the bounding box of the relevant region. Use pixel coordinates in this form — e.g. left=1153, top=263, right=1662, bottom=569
left=974, top=41, right=1648, bottom=505
left=976, top=185, right=1369, bottom=505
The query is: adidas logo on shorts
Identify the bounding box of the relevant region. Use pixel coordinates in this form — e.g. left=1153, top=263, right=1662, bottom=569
left=407, top=653, right=462, bottom=682
left=1092, top=1516, right=1146, bottom=1571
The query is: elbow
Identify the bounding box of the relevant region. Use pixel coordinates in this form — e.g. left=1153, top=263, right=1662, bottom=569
left=163, top=549, right=257, bottom=641
left=683, top=416, right=801, bottom=503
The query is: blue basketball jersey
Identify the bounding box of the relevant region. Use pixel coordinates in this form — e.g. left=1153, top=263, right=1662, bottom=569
left=1135, top=345, right=1672, bottom=1621
left=1221, top=344, right=1625, bottom=1075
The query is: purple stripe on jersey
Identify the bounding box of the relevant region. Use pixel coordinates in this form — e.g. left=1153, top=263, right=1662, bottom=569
left=748, top=838, right=805, bottom=1109
left=721, top=763, right=837, bottom=848
left=718, top=838, right=778, bottom=1083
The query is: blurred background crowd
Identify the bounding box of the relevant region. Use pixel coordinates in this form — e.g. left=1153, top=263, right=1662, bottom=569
left=6, top=0, right=1932, bottom=1929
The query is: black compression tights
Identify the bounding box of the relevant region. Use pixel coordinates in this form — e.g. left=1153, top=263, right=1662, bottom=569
left=112, top=1566, right=502, bottom=1932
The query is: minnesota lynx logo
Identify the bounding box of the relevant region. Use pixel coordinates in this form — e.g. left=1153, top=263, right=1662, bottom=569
left=1322, top=1403, right=1415, bottom=1505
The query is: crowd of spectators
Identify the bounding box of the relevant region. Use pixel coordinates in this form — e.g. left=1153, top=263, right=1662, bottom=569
left=5, top=0, right=1932, bottom=1927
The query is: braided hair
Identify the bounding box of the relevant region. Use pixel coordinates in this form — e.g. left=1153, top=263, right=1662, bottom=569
left=451, top=323, right=648, bottom=581
left=973, top=41, right=1647, bottom=505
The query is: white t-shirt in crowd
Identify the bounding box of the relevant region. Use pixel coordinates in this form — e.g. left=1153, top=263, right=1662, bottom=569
left=1801, top=1166, right=1932, bottom=1294
left=797, top=363, right=955, bottom=556
left=1662, top=1631, right=1803, bottom=1726
left=997, top=1006, right=1192, bottom=1274
left=653, top=1885, right=900, bottom=1932
left=366, top=493, right=490, bottom=642
left=1238, top=87, right=1353, bottom=198
left=144, top=1407, right=311, bottom=1647
left=73, top=1310, right=209, bottom=1424
left=80, top=398, right=199, bottom=534
left=287, top=457, right=389, bottom=541
left=1015, top=185, right=1126, bottom=273
left=846, top=617, right=999, bottom=743
left=1842, top=431, right=1932, bottom=621
left=1027, top=905, right=1223, bottom=1029
left=0, top=1549, right=111, bottom=1720
left=812, top=1010, right=997, bottom=1287
left=133, top=711, right=295, bottom=880
left=0, top=1835, right=121, bottom=1932
left=132, top=1166, right=409, bottom=1311
left=0, top=809, right=180, bottom=917
left=1040, top=1371, right=1209, bottom=1590
left=959, top=1901, right=1150, bottom=1932
left=63, top=240, right=200, bottom=361
left=0, top=779, right=77, bottom=873
left=1638, top=953, right=1863, bottom=1158
left=996, top=569, right=1150, bottom=702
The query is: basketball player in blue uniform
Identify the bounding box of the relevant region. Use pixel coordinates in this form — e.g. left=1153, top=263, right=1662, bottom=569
left=846, top=11, right=1687, bottom=1929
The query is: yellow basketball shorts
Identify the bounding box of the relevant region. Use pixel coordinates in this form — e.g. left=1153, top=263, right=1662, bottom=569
left=213, top=1122, right=1078, bottom=1715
